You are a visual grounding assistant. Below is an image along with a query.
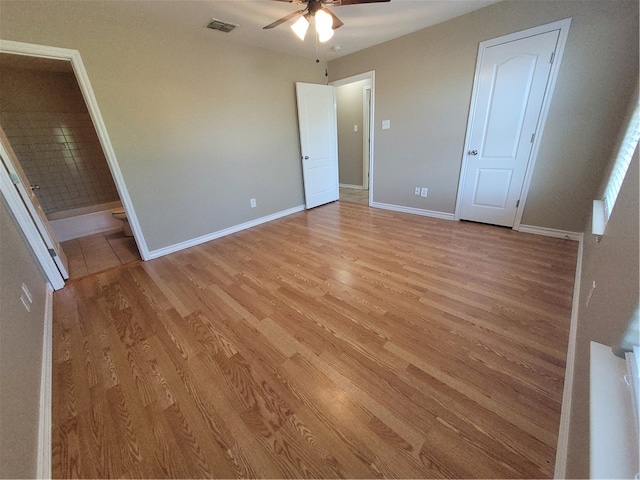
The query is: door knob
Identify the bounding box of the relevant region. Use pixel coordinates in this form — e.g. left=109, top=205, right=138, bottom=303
left=468, top=149, right=478, bottom=156
left=303, top=156, right=309, bottom=160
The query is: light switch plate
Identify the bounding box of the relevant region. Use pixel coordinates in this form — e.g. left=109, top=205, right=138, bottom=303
left=382, top=120, right=391, bottom=130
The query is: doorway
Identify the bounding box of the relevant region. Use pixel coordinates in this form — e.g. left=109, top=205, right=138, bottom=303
left=0, top=54, right=140, bottom=279
left=331, top=72, right=374, bottom=206
left=456, top=19, right=571, bottom=228
left=0, top=41, right=146, bottom=286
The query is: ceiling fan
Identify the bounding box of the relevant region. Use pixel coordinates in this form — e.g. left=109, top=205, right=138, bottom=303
left=263, top=0, right=390, bottom=43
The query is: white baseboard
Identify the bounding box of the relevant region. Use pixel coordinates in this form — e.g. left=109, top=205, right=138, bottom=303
left=517, top=224, right=583, bottom=242
left=339, top=183, right=366, bottom=190
left=147, top=205, right=305, bottom=260
left=370, top=201, right=456, bottom=221
left=553, top=232, right=584, bottom=478
left=37, top=284, right=53, bottom=480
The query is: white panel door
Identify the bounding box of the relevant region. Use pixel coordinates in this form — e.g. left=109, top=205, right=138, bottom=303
left=0, top=126, right=69, bottom=279
left=296, top=82, right=339, bottom=209
left=458, top=30, right=559, bottom=227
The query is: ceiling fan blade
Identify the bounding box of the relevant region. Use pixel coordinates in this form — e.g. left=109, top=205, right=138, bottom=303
left=323, top=7, right=344, bottom=29
left=263, top=9, right=305, bottom=29
left=330, top=0, right=390, bottom=5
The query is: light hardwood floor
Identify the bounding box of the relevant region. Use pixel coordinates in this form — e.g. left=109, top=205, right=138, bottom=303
left=52, top=202, right=578, bottom=478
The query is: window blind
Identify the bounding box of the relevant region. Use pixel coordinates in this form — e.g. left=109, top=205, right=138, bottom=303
left=603, top=101, right=640, bottom=219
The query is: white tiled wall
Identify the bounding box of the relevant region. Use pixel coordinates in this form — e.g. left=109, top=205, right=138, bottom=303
left=1, top=111, right=119, bottom=215
left=0, top=67, right=120, bottom=216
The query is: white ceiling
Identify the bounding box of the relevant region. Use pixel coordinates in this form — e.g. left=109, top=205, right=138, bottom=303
left=128, top=0, right=501, bottom=61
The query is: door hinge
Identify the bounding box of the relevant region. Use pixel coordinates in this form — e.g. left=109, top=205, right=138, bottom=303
left=516, top=200, right=520, bottom=208
left=550, top=52, right=556, bottom=64
left=48, top=248, right=57, bottom=258
left=9, top=173, right=20, bottom=185
left=530, top=133, right=536, bottom=143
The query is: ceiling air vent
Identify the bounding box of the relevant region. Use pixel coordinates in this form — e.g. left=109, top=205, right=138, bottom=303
left=207, top=18, right=238, bottom=33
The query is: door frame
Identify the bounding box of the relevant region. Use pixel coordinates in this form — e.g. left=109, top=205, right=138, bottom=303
left=0, top=39, right=150, bottom=264
left=454, top=18, right=572, bottom=229
left=0, top=153, right=65, bottom=289
left=1, top=127, right=70, bottom=279
left=362, top=85, right=372, bottom=191
left=330, top=71, right=375, bottom=205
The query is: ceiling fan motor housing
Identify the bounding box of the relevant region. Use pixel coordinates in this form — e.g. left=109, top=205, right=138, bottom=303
left=263, top=0, right=390, bottom=31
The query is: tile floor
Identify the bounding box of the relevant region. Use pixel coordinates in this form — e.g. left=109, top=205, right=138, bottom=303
left=339, top=187, right=369, bottom=205
left=60, top=228, right=140, bottom=280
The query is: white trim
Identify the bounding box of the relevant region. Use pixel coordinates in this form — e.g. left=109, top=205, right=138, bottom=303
left=553, top=234, right=583, bottom=479
left=339, top=183, right=366, bottom=190
left=37, top=285, right=53, bottom=480
left=363, top=85, right=372, bottom=191
left=591, top=200, right=606, bottom=236
left=0, top=39, right=150, bottom=261
left=147, top=205, right=305, bottom=260
left=517, top=224, right=583, bottom=242
left=454, top=18, right=572, bottom=229
left=370, top=201, right=456, bottom=221
left=330, top=71, right=373, bottom=88
left=0, top=154, right=65, bottom=290
left=330, top=71, right=375, bottom=206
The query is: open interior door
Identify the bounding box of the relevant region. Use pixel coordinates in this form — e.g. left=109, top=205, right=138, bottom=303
left=0, top=125, right=69, bottom=279
left=296, top=82, right=339, bottom=209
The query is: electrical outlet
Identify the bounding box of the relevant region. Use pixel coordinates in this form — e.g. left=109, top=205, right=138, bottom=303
left=250, top=198, right=257, bottom=208
left=420, top=187, right=428, bottom=197
left=414, top=187, right=421, bottom=196
left=354, top=124, right=359, bottom=132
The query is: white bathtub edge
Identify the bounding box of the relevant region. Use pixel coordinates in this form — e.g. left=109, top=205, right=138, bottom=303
left=49, top=208, right=122, bottom=241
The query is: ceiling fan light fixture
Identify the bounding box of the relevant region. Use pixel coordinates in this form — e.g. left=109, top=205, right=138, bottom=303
left=291, top=15, right=309, bottom=41
left=317, top=27, right=334, bottom=43
left=314, top=9, right=334, bottom=43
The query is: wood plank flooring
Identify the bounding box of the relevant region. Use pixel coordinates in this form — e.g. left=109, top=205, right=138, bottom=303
left=52, top=202, right=578, bottom=478
left=61, top=229, right=140, bottom=279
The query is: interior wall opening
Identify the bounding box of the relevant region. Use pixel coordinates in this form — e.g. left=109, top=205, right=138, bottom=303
left=0, top=52, right=140, bottom=279
left=333, top=74, right=373, bottom=206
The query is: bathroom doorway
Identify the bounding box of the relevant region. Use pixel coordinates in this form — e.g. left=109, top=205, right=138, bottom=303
left=0, top=51, right=141, bottom=279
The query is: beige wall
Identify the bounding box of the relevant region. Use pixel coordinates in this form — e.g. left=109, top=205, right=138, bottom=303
left=568, top=145, right=638, bottom=477
left=0, top=197, right=49, bottom=478
left=565, top=79, right=639, bottom=477
left=0, top=0, right=325, bottom=252
left=328, top=0, right=639, bottom=232
left=336, top=79, right=369, bottom=187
